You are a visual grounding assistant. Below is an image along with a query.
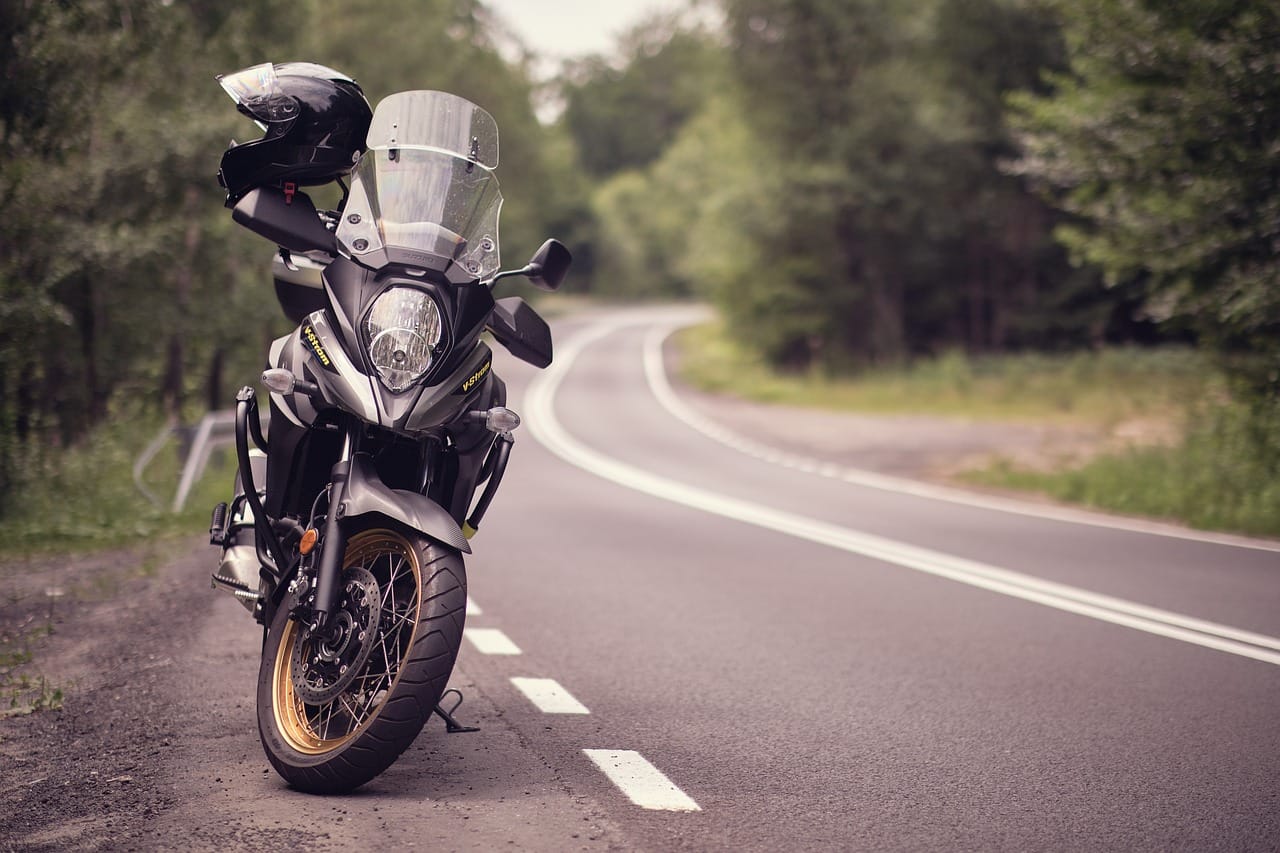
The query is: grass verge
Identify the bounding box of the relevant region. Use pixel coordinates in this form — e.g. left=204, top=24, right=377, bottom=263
left=676, top=320, right=1278, bottom=538
left=0, top=411, right=236, bottom=556
left=675, top=320, right=1219, bottom=425
left=0, top=412, right=238, bottom=713
left=962, top=402, right=1280, bottom=537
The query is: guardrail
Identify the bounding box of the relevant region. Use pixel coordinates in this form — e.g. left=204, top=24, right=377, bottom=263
left=133, top=408, right=268, bottom=513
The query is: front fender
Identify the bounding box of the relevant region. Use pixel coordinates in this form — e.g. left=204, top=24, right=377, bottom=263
left=338, top=455, right=471, bottom=554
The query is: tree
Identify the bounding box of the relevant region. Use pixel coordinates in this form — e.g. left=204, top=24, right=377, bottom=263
left=711, top=0, right=1093, bottom=368
left=560, top=16, right=724, bottom=178
left=1009, top=0, right=1280, bottom=396
left=0, top=0, right=299, bottom=511
left=554, top=14, right=725, bottom=293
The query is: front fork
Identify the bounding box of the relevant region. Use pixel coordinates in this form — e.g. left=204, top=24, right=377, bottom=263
left=309, top=429, right=355, bottom=634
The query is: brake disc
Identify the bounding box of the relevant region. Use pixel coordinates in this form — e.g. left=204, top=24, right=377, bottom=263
left=291, top=566, right=381, bottom=705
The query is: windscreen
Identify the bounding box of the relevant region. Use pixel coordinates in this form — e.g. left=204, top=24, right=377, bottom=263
left=365, top=91, right=498, bottom=167
left=336, top=92, right=502, bottom=279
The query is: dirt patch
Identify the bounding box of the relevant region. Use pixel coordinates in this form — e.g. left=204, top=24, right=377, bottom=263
left=0, top=538, right=208, bottom=850
left=672, top=383, right=1120, bottom=482
left=0, top=536, right=631, bottom=852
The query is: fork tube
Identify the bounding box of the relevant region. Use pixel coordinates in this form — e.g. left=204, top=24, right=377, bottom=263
left=311, top=424, right=356, bottom=633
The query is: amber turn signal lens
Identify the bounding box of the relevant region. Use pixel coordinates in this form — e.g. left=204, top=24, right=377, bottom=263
left=299, top=528, right=319, bottom=555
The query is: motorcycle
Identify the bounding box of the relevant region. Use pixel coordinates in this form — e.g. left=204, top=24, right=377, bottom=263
left=206, top=62, right=569, bottom=793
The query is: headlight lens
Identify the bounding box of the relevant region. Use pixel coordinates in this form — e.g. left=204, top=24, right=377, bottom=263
left=365, top=287, right=443, bottom=391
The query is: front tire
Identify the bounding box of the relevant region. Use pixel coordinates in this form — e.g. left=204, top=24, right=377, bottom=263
left=256, top=526, right=466, bottom=793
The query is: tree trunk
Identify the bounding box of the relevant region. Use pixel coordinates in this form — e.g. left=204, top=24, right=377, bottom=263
left=163, top=186, right=203, bottom=422
left=206, top=348, right=225, bottom=412
left=79, top=275, right=111, bottom=423
left=866, top=249, right=905, bottom=364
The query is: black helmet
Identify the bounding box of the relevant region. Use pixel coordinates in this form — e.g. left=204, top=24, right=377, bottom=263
left=217, top=62, right=373, bottom=206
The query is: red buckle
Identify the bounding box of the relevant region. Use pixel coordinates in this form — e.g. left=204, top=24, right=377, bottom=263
left=283, top=182, right=296, bottom=204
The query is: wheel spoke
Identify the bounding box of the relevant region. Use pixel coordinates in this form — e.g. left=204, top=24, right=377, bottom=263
left=339, top=691, right=368, bottom=728
left=275, top=532, right=424, bottom=754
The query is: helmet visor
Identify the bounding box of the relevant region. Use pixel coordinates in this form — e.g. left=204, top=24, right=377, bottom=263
left=218, top=63, right=279, bottom=105
left=219, top=63, right=304, bottom=129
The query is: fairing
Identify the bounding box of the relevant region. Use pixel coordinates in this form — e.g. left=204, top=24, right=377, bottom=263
left=268, top=313, right=499, bottom=437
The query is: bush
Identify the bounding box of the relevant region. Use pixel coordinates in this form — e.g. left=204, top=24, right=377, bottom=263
left=968, top=398, right=1280, bottom=536
left=0, top=411, right=235, bottom=555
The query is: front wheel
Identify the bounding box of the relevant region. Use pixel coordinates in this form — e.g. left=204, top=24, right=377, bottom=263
left=256, top=526, right=467, bottom=794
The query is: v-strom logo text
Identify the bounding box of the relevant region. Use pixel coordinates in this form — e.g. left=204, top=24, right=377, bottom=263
left=302, top=325, right=332, bottom=368
left=461, top=360, right=491, bottom=393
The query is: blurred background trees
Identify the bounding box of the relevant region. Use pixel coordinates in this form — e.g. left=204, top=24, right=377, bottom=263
left=1008, top=0, right=1280, bottom=401
left=2, top=0, right=1276, bottom=518
left=0, top=0, right=299, bottom=512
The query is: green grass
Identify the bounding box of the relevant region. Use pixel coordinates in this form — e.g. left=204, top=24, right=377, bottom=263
left=2, top=674, right=63, bottom=717
left=0, top=410, right=238, bottom=556
left=676, top=320, right=1220, bottom=426
left=676, top=320, right=1279, bottom=538
left=963, top=403, right=1280, bottom=536
left=0, top=625, right=63, bottom=717
left=0, top=610, right=63, bottom=718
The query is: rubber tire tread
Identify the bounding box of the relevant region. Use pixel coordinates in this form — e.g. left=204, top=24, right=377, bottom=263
left=256, top=527, right=466, bottom=794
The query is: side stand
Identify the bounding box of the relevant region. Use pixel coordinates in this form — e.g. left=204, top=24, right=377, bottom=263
left=434, top=688, right=480, bottom=733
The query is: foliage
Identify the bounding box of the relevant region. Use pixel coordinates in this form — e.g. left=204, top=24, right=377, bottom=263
left=573, top=0, right=1140, bottom=366
left=676, top=320, right=1218, bottom=424
left=966, top=397, right=1280, bottom=537
left=0, top=406, right=238, bottom=555
left=589, top=94, right=761, bottom=300
left=712, top=0, right=1122, bottom=368
left=0, top=0, right=295, bottom=515
left=561, top=16, right=725, bottom=179
left=1008, top=0, right=1280, bottom=399
left=556, top=14, right=725, bottom=291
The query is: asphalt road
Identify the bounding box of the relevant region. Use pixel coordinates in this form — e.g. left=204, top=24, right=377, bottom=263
left=3, top=304, right=1278, bottom=851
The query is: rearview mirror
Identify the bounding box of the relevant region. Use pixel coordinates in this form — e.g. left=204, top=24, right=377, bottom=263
left=526, top=239, right=571, bottom=292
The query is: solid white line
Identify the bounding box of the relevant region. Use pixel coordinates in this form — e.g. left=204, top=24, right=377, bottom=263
left=463, top=627, right=522, bottom=655
left=642, top=323, right=1280, bottom=554
left=466, top=596, right=482, bottom=616
left=511, top=677, right=590, bottom=714
left=525, top=319, right=1280, bottom=667
left=583, top=749, right=701, bottom=811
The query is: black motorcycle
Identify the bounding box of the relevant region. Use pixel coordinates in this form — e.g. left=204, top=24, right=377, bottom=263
left=206, top=63, right=569, bottom=793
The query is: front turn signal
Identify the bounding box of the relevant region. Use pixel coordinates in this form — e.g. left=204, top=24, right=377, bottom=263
left=299, top=528, right=319, bottom=555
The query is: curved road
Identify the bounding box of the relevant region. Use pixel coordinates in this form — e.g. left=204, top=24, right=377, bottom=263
left=481, top=306, right=1280, bottom=850
left=4, top=305, right=1277, bottom=851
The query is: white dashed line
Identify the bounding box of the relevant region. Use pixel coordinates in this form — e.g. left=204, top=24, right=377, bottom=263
left=511, top=677, right=590, bottom=714
left=583, top=749, right=701, bottom=812
left=463, top=627, right=522, bottom=655
left=466, top=596, right=482, bottom=616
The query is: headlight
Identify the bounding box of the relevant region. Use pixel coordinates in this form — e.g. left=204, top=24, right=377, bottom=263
left=365, top=287, right=443, bottom=391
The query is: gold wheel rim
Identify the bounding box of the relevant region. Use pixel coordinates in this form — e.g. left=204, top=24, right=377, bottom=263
left=272, top=529, right=422, bottom=755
